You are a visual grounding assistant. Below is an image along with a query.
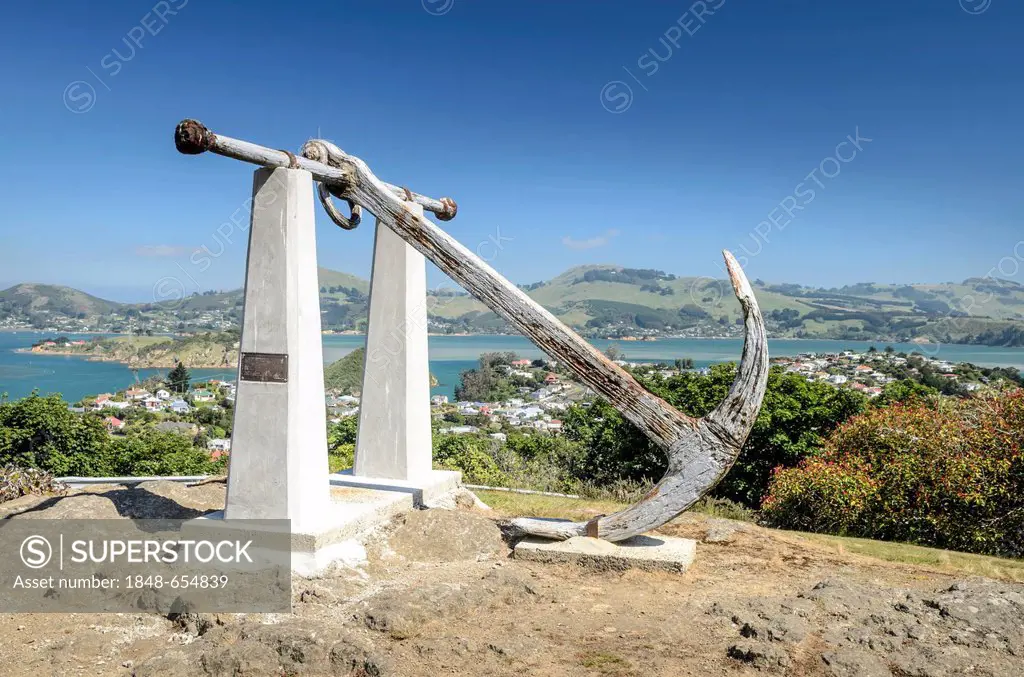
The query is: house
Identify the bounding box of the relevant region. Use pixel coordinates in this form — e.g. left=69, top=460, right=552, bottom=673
left=827, top=374, right=848, bottom=385
left=191, top=389, right=216, bottom=403
left=155, top=389, right=172, bottom=400
left=169, top=399, right=191, bottom=414
left=156, top=421, right=198, bottom=435
left=95, top=393, right=112, bottom=404
left=543, top=372, right=560, bottom=385
left=489, top=432, right=507, bottom=442
left=441, top=425, right=479, bottom=435
left=207, top=438, right=231, bottom=452
left=142, top=396, right=164, bottom=411
left=510, top=359, right=531, bottom=367
left=101, top=400, right=132, bottom=411
left=430, top=395, right=449, bottom=406
left=125, top=388, right=150, bottom=400
left=207, top=438, right=231, bottom=460
left=104, top=416, right=125, bottom=432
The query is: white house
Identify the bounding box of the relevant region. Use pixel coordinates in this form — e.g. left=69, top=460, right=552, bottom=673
left=170, top=399, right=191, bottom=414
left=155, top=389, right=172, bottom=400
left=142, top=396, right=164, bottom=411
left=207, top=438, right=232, bottom=453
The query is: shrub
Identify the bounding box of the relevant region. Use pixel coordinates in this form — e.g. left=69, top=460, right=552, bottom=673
left=561, top=365, right=867, bottom=507
left=761, top=391, right=1024, bottom=557
left=0, top=465, right=68, bottom=503
left=432, top=435, right=504, bottom=485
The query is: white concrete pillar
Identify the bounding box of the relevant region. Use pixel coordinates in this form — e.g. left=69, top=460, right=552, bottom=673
left=224, top=167, right=331, bottom=533
left=354, top=203, right=433, bottom=481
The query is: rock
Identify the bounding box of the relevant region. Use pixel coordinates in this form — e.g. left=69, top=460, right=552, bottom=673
left=424, top=487, right=491, bottom=511
left=727, top=641, right=791, bottom=670
left=384, top=509, right=506, bottom=563
left=100, top=481, right=218, bottom=519
left=703, top=518, right=739, bottom=543
left=709, top=598, right=811, bottom=645
left=821, top=648, right=892, bottom=677
left=137, top=621, right=388, bottom=676
left=362, top=568, right=537, bottom=639
left=200, top=640, right=282, bottom=676
left=329, top=634, right=390, bottom=676
left=135, top=479, right=226, bottom=512
left=11, top=494, right=121, bottom=519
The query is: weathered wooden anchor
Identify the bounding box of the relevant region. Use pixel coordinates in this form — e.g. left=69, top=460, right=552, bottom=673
left=174, top=119, right=769, bottom=542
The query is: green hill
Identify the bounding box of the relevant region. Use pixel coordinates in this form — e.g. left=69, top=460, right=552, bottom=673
left=31, top=332, right=239, bottom=368
left=324, top=348, right=366, bottom=393
left=324, top=347, right=439, bottom=394
left=5, top=265, right=1024, bottom=346
left=0, top=283, right=124, bottom=316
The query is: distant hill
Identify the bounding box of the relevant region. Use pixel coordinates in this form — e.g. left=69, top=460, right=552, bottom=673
left=323, top=347, right=439, bottom=394
left=5, top=265, right=1024, bottom=347
left=29, top=332, right=239, bottom=369
left=324, top=348, right=365, bottom=394
left=0, top=283, right=124, bottom=316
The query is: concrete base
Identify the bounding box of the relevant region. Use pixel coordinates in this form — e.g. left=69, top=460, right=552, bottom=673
left=514, top=535, right=697, bottom=574
left=192, top=470, right=461, bottom=577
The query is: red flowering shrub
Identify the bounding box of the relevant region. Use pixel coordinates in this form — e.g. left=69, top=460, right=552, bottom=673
left=761, top=391, right=1024, bottom=558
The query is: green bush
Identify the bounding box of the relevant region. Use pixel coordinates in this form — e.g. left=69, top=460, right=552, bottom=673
left=432, top=435, right=503, bottom=485
left=761, top=391, right=1024, bottom=557
left=562, top=365, right=867, bottom=507
left=0, top=393, right=223, bottom=477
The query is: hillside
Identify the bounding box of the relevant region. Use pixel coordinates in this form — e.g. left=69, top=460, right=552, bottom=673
left=5, top=265, right=1024, bottom=346
left=0, top=283, right=124, bottom=316
left=324, top=347, right=439, bottom=394
left=323, top=347, right=366, bottom=393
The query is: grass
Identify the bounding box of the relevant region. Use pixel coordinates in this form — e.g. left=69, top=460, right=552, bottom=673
left=475, top=489, right=625, bottom=522
left=474, top=490, right=1024, bottom=582
left=578, top=652, right=633, bottom=675
left=793, top=532, right=1024, bottom=583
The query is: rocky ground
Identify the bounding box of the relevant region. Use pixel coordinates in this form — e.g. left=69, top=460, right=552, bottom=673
left=0, top=481, right=1022, bottom=676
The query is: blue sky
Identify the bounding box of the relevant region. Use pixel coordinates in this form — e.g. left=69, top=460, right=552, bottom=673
left=1, top=0, right=1022, bottom=302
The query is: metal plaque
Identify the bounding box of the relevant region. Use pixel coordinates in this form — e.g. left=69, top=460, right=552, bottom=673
left=240, top=352, right=289, bottom=383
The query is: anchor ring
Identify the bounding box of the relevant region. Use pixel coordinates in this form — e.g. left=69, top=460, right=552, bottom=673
left=317, top=182, right=362, bottom=230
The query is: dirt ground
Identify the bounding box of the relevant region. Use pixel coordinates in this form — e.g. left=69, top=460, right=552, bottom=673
left=0, top=481, right=1021, bottom=676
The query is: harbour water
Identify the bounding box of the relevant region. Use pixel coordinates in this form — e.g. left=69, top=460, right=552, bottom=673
left=2, top=331, right=1024, bottom=403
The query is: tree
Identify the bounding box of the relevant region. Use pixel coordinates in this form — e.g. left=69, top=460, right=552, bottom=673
left=455, top=353, right=520, bottom=402
left=562, top=364, right=868, bottom=507
left=167, top=362, right=191, bottom=394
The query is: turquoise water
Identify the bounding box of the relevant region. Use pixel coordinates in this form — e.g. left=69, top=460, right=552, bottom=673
left=3, top=331, right=1024, bottom=403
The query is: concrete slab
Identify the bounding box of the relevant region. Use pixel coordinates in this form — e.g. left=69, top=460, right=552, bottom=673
left=514, top=535, right=697, bottom=574
left=191, top=470, right=461, bottom=577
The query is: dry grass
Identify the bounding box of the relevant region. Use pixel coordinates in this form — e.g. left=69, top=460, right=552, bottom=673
left=475, top=489, right=624, bottom=522
left=474, top=489, right=1024, bottom=583
left=792, top=532, right=1024, bottom=583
